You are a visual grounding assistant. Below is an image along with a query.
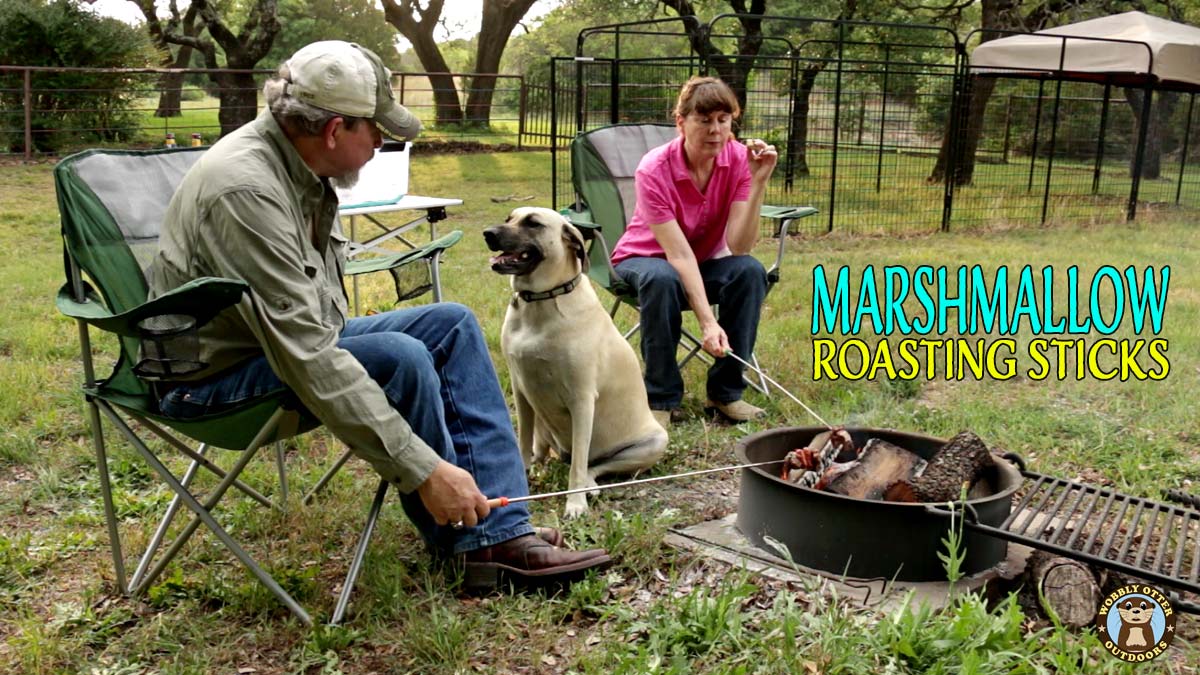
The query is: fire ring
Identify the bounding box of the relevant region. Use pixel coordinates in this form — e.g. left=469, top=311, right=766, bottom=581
left=736, top=426, right=1023, bottom=582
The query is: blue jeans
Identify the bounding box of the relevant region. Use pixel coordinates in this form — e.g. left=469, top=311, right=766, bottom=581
left=615, top=255, right=767, bottom=410
left=159, top=303, right=534, bottom=555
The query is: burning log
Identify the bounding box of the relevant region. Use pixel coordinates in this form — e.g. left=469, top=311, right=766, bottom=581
left=884, top=431, right=995, bottom=503
left=819, top=439, right=927, bottom=500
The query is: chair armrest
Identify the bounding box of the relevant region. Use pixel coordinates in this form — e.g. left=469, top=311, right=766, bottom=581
left=562, top=207, right=600, bottom=239
left=761, top=205, right=819, bottom=236
left=760, top=205, right=819, bottom=287
left=344, top=230, right=463, bottom=277
left=56, top=277, right=248, bottom=337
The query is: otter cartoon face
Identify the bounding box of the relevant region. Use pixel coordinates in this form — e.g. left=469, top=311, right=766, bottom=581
left=1117, top=598, right=1154, bottom=626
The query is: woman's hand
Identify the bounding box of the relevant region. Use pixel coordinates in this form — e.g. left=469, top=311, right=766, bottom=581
left=744, top=139, right=778, bottom=183
left=700, top=321, right=730, bottom=358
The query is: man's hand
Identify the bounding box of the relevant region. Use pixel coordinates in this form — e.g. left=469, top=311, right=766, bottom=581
left=417, top=460, right=490, bottom=527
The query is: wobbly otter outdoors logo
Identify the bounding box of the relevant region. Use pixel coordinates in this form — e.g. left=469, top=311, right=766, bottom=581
left=1096, top=584, right=1176, bottom=662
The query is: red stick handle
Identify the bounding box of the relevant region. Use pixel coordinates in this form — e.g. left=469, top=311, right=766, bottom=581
left=487, top=496, right=509, bottom=508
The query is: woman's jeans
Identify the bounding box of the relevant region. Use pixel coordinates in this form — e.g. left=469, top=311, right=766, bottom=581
left=159, top=303, right=533, bottom=555
left=614, top=255, right=767, bottom=411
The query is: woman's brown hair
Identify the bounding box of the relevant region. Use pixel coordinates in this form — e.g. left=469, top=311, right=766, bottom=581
left=673, top=76, right=740, bottom=120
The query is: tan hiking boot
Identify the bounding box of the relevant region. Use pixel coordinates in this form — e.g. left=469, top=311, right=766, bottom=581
left=705, top=399, right=766, bottom=423
left=651, top=409, right=672, bottom=429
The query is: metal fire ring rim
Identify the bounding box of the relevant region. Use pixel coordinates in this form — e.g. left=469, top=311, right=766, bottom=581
left=734, top=425, right=1025, bottom=508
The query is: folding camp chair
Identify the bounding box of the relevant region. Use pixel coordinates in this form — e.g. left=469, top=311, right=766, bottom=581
left=563, top=123, right=818, bottom=394
left=54, top=146, right=461, bottom=626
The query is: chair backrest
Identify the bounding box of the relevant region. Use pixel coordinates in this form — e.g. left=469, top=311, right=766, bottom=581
left=570, top=123, right=678, bottom=279
left=55, top=147, right=207, bottom=394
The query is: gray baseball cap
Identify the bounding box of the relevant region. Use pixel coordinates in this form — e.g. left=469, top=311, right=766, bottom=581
left=284, top=40, right=421, bottom=141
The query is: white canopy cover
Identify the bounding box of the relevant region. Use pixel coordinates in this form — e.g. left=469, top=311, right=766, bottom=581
left=970, top=11, right=1200, bottom=88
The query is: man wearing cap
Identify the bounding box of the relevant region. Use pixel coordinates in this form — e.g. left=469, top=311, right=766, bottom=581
left=147, top=40, right=612, bottom=590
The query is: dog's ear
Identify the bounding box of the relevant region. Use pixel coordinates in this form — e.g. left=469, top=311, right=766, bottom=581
left=562, top=221, right=589, bottom=272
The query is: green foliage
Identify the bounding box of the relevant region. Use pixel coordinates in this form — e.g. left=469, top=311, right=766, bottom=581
left=263, top=0, right=400, bottom=71
left=938, top=485, right=970, bottom=585
left=0, top=0, right=153, bottom=152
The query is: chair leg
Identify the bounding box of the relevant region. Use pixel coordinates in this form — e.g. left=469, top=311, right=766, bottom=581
left=129, top=444, right=208, bottom=591
left=744, top=352, right=771, bottom=396
left=303, top=448, right=355, bottom=505
left=331, top=478, right=389, bottom=625
left=137, top=415, right=277, bottom=510
left=677, top=327, right=709, bottom=369
left=87, top=400, right=128, bottom=593
left=99, top=404, right=314, bottom=627
left=275, top=442, right=289, bottom=504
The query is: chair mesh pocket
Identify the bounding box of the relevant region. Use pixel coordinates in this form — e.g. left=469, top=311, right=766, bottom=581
left=134, top=313, right=206, bottom=379
left=388, top=260, right=433, bottom=303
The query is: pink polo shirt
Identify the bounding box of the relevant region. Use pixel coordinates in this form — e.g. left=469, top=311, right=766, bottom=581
left=611, top=135, right=752, bottom=266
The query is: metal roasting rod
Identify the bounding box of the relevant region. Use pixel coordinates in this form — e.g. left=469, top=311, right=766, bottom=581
left=487, top=351, right=831, bottom=509
left=487, top=459, right=785, bottom=508
left=723, top=351, right=833, bottom=429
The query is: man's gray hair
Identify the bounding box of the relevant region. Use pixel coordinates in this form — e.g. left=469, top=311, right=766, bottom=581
left=263, top=62, right=365, bottom=137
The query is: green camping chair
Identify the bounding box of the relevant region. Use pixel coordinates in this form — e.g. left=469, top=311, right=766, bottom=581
left=564, top=123, right=818, bottom=393
left=54, top=146, right=461, bottom=626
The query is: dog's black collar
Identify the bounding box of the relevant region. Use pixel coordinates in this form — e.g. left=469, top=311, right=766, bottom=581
left=517, top=274, right=581, bottom=303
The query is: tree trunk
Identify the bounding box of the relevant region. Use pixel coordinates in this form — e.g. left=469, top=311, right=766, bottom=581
left=787, top=65, right=823, bottom=177
left=1125, top=89, right=1179, bottom=180
left=154, top=45, right=194, bottom=118
left=464, top=0, right=539, bottom=125
left=929, top=75, right=997, bottom=185
left=927, top=0, right=1016, bottom=184
left=161, top=0, right=279, bottom=138
left=213, top=72, right=261, bottom=136
left=382, top=0, right=463, bottom=126
left=132, top=0, right=199, bottom=118
left=661, top=0, right=766, bottom=118
left=411, top=37, right=464, bottom=126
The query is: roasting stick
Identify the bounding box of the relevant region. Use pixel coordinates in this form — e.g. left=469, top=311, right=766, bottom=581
left=486, top=353, right=830, bottom=509
left=486, top=459, right=784, bottom=508
left=723, top=351, right=833, bottom=429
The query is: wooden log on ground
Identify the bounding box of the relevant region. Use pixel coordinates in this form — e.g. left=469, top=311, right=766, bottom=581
left=1027, top=549, right=1102, bottom=628
left=884, top=430, right=995, bottom=503
left=820, top=439, right=927, bottom=499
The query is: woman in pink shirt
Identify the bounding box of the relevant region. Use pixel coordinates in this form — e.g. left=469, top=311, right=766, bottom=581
left=611, top=76, right=778, bottom=426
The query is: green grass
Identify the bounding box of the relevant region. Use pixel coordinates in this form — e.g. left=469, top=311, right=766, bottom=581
left=1, top=150, right=1198, bottom=673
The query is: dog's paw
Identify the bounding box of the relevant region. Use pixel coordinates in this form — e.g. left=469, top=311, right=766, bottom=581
left=564, top=495, right=589, bottom=519
left=583, top=475, right=601, bottom=499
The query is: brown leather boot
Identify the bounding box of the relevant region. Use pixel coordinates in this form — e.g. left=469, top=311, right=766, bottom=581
left=535, top=527, right=563, bottom=547
left=463, top=534, right=612, bottom=591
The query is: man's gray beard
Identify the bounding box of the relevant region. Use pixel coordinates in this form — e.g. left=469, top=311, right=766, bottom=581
left=330, top=169, right=360, bottom=190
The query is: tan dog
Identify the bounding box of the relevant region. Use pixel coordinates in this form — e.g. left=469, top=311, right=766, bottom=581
left=484, top=207, right=668, bottom=517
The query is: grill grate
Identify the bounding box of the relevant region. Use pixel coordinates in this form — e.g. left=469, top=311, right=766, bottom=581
left=946, top=469, right=1200, bottom=597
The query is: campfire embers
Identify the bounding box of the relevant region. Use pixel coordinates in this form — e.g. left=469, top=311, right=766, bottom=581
left=735, top=427, right=1022, bottom=581
left=780, top=429, right=997, bottom=504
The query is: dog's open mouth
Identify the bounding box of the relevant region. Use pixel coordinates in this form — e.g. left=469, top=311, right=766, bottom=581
left=488, top=247, right=543, bottom=275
